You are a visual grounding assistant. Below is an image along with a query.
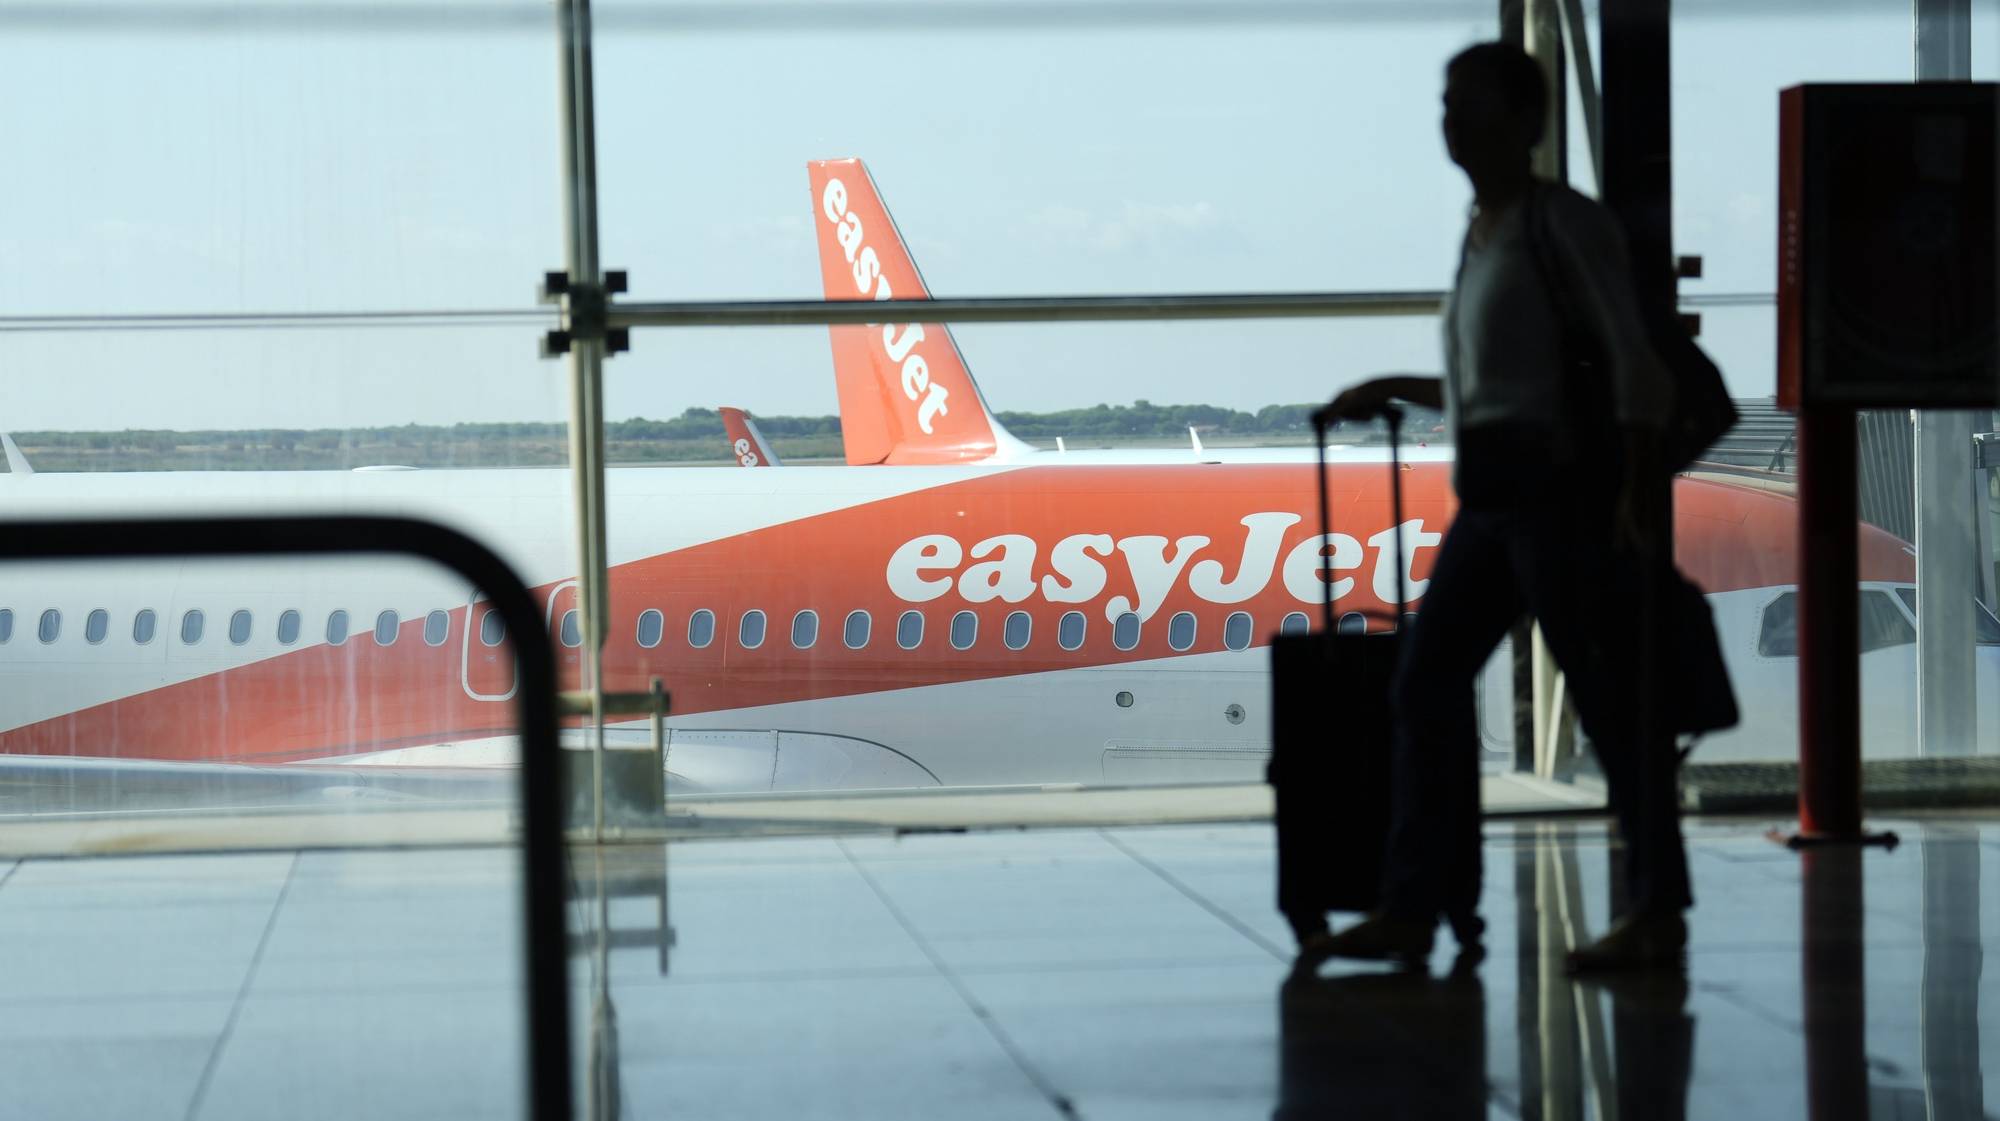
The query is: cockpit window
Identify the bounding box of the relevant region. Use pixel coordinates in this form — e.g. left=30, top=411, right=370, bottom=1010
left=1893, top=586, right=2000, bottom=646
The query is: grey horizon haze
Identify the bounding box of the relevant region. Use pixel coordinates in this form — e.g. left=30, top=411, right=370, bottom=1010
left=1, top=1, right=1991, bottom=435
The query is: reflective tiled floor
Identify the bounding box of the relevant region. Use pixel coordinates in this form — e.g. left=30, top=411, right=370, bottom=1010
left=3, top=818, right=1999, bottom=1119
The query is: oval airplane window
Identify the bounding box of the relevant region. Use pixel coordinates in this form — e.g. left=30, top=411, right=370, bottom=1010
left=791, top=610, right=819, bottom=649
left=480, top=609, right=506, bottom=648
left=375, top=610, right=399, bottom=646
left=1223, top=612, right=1253, bottom=651
left=1004, top=611, right=1032, bottom=651
left=1337, top=612, right=1366, bottom=635
left=1279, top=612, right=1310, bottom=636
left=844, top=610, right=871, bottom=650
left=132, top=609, right=157, bottom=645
left=229, top=610, right=252, bottom=646
left=636, top=609, right=664, bottom=649
left=424, top=610, right=450, bottom=647
left=1167, top=612, right=1196, bottom=652
left=0, top=608, right=11, bottom=643
left=38, top=609, right=60, bottom=644
left=326, top=610, right=350, bottom=646
left=738, top=610, right=766, bottom=650
left=950, top=611, right=977, bottom=651
left=85, top=609, right=109, bottom=646
left=1058, top=611, right=1086, bottom=651
left=688, top=609, right=716, bottom=649
left=1113, top=612, right=1141, bottom=651
left=181, top=609, right=204, bottom=645
left=558, top=609, right=581, bottom=649
left=896, top=610, right=923, bottom=650
left=277, top=610, right=301, bottom=646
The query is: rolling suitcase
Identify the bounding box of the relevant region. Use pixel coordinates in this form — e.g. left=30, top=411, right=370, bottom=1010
left=1268, top=405, right=1408, bottom=945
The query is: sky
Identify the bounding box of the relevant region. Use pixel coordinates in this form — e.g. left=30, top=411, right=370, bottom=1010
left=1, top=0, right=1995, bottom=433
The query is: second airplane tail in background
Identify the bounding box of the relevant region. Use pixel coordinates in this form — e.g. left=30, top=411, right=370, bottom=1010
left=721, top=407, right=782, bottom=467
left=808, top=157, right=1032, bottom=466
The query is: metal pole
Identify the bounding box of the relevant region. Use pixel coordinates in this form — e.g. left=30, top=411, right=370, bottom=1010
left=1913, top=0, right=1979, bottom=759
left=556, top=0, right=610, bottom=835
left=606, top=290, right=1446, bottom=328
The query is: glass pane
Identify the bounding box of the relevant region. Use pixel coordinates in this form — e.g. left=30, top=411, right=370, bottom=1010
left=0, top=609, right=11, bottom=643
left=896, top=611, right=923, bottom=650
left=559, top=609, right=581, bottom=649
left=950, top=611, right=977, bottom=651
left=424, top=609, right=450, bottom=647
left=1280, top=612, right=1310, bottom=637
left=1167, top=612, right=1197, bottom=651
left=480, top=608, right=506, bottom=648
left=85, top=609, right=108, bottom=645
left=844, top=610, right=871, bottom=650
left=38, top=609, right=60, bottom=644
left=132, top=609, right=156, bottom=645
left=229, top=609, right=253, bottom=646
left=738, top=610, right=766, bottom=650
left=374, top=610, right=400, bottom=647
left=277, top=609, right=301, bottom=645
left=180, top=610, right=203, bottom=645
left=326, top=610, right=350, bottom=647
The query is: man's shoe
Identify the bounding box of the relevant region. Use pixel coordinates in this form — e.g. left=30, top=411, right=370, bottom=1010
left=1565, top=909, right=1687, bottom=974
left=1310, top=911, right=1435, bottom=967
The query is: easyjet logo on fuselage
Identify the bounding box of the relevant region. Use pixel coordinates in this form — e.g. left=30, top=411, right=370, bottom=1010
left=885, top=513, right=1443, bottom=622
left=820, top=177, right=951, bottom=436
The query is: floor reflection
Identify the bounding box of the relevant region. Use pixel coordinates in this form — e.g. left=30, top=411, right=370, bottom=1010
left=543, top=819, right=2000, bottom=1121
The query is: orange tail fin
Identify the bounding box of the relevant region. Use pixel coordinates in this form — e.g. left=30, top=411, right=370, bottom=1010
left=807, top=158, right=1024, bottom=464
left=720, top=407, right=782, bottom=467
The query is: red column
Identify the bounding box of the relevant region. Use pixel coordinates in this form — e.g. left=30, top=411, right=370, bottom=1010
left=1795, top=407, right=1862, bottom=838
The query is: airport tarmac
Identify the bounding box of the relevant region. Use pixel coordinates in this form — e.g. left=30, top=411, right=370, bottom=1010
left=1, top=814, right=1995, bottom=1119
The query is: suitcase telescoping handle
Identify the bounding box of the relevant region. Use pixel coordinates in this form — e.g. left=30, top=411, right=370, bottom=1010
left=1310, top=403, right=1406, bottom=633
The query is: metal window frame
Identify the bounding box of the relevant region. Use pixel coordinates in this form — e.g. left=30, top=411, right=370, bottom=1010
left=0, top=515, right=571, bottom=1121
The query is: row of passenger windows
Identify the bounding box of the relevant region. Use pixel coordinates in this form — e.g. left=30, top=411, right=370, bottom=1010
left=0, top=607, right=452, bottom=649
left=617, top=606, right=1381, bottom=653
left=0, top=603, right=1386, bottom=654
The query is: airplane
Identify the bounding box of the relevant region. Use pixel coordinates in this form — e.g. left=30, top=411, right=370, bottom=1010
left=721, top=407, right=782, bottom=467
left=4, top=448, right=1986, bottom=797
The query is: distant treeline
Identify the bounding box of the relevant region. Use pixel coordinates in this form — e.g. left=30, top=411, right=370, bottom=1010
left=10, top=401, right=1343, bottom=472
